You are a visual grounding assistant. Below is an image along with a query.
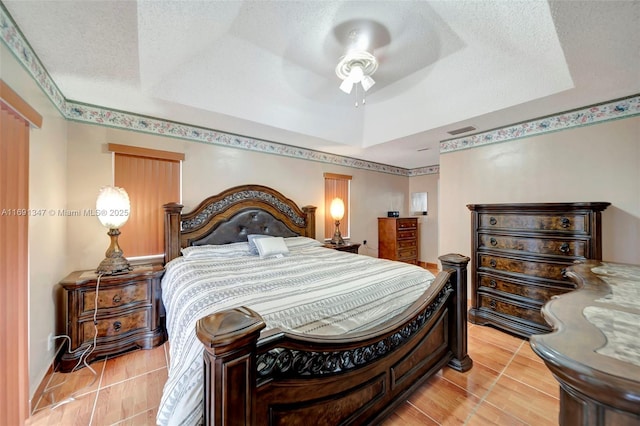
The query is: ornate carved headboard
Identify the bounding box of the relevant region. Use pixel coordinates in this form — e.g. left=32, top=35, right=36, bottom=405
left=163, top=184, right=316, bottom=263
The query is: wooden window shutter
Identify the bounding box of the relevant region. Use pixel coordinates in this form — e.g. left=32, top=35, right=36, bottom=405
left=110, top=144, right=183, bottom=257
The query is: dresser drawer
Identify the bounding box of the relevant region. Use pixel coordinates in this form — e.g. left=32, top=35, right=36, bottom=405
left=397, top=239, right=416, bottom=249
left=398, top=248, right=417, bottom=260
left=82, top=281, right=150, bottom=314
left=478, top=234, right=587, bottom=258
left=80, top=309, right=150, bottom=344
left=477, top=273, right=570, bottom=302
left=479, top=213, right=588, bottom=233
left=397, top=229, right=416, bottom=240
left=478, top=253, right=575, bottom=284
left=396, top=218, right=417, bottom=230
left=478, top=293, right=547, bottom=327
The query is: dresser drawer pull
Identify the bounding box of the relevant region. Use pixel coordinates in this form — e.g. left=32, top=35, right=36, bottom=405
left=561, top=217, right=571, bottom=228
left=489, top=259, right=497, bottom=268
left=112, top=294, right=121, bottom=304
left=561, top=268, right=567, bottom=277
left=490, top=237, right=497, bottom=246
left=489, top=217, right=497, bottom=225
left=559, top=243, right=570, bottom=253
left=113, top=321, right=122, bottom=332
left=489, top=279, right=497, bottom=288
left=489, top=300, right=497, bottom=309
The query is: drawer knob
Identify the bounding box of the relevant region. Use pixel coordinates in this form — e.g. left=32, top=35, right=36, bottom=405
left=489, top=300, right=497, bottom=309
left=490, top=237, right=498, bottom=246
left=113, top=321, right=122, bottom=332
left=561, top=268, right=567, bottom=278
left=112, top=294, right=121, bottom=304
left=559, top=243, right=570, bottom=253
left=489, top=279, right=497, bottom=288
left=489, top=259, right=497, bottom=268
left=489, top=217, right=497, bottom=225
left=561, top=217, right=570, bottom=228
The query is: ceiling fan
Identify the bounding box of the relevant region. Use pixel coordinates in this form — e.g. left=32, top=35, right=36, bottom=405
left=335, top=27, right=379, bottom=108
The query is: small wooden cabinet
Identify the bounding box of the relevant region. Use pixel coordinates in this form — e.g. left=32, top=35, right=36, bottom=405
left=323, top=242, right=360, bottom=254
left=378, top=217, right=418, bottom=264
left=58, top=265, right=165, bottom=372
left=467, top=202, right=609, bottom=337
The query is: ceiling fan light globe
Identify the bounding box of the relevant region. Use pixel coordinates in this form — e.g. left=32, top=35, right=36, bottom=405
left=339, top=79, right=354, bottom=94
left=361, top=75, right=375, bottom=91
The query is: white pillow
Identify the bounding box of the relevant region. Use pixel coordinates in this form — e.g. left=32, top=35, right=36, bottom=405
left=254, top=236, right=290, bottom=258
left=284, top=236, right=323, bottom=250
left=247, top=234, right=273, bottom=255
left=181, top=242, right=251, bottom=258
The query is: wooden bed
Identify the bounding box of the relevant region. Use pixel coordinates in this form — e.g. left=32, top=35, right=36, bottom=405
left=163, top=184, right=472, bottom=425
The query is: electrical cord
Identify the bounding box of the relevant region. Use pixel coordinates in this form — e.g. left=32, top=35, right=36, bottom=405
left=48, top=273, right=104, bottom=409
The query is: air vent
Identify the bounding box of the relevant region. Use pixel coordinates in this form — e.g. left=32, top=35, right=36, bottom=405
left=447, top=126, right=476, bottom=136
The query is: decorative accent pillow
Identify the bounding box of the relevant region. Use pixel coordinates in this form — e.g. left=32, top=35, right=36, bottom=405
left=254, top=236, right=290, bottom=258
left=284, top=236, right=324, bottom=250
left=181, top=242, right=251, bottom=258
left=247, top=234, right=273, bottom=255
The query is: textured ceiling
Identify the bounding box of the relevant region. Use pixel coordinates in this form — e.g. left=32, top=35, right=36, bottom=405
left=3, top=0, right=639, bottom=169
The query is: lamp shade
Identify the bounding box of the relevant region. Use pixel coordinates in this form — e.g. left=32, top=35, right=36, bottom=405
left=96, top=186, right=130, bottom=229
left=330, top=198, right=345, bottom=221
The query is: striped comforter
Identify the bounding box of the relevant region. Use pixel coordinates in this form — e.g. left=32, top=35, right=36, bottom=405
left=157, top=238, right=435, bottom=425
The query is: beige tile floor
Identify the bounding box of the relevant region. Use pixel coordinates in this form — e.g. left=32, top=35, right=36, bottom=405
left=28, top=323, right=559, bottom=425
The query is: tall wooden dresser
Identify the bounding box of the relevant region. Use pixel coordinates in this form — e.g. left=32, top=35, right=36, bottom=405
left=378, top=217, right=418, bottom=264
left=467, top=202, right=610, bottom=337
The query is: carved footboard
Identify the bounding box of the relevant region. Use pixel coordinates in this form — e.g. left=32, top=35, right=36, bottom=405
left=196, top=254, right=471, bottom=425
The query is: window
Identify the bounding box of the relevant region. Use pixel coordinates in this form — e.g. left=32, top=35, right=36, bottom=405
left=324, top=173, right=351, bottom=240
left=109, top=143, right=183, bottom=258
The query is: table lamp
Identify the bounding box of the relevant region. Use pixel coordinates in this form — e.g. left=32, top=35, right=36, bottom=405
left=96, top=186, right=132, bottom=274
left=330, top=197, right=345, bottom=245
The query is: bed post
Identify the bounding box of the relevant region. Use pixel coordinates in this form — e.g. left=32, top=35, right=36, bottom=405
left=301, top=205, right=316, bottom=239
left=196, top=307, right=266, bottom=426
left=439, top=253, right=472, bottom=372
left=163, top=202, right=183, bottom=264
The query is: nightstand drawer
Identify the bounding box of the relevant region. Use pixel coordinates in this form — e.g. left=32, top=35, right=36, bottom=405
left=478, top=234, right=587, bottom=258
left=81, top=310, right=150, bottom=342
left=82, top=282, right=149, bottom=314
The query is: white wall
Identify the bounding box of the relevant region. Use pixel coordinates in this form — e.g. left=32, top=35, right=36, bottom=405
left=65, top=124, right=409, bottom=271
left=1, top=44, right=69, bottom=397
left=408, top=173, right=439, bottom=265
left=439, top=117, right=640, bottom=277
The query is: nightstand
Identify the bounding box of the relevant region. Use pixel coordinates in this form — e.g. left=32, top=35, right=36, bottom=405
left=323, top=242, right=361, bottom=254
left=58, top=265, right=165, bottom=372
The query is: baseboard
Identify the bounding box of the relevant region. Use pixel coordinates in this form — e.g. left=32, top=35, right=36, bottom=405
left=418, top=261, right=439, bottom=270
left=29, top=359, right=55, bottom=414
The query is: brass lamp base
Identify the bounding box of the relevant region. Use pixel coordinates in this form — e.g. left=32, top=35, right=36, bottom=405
left=330, top=220, right=345, bottom=245
left=96, top=228, right=132, bottom=275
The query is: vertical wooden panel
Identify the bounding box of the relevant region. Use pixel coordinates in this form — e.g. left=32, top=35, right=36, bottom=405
left=0, top=105, right=30, bottom=425
left=114, top=154, right=180, bottom=257
left=324, top=177, right=351, bottom=240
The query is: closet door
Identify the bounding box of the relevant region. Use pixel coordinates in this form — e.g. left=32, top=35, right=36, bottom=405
left=0, top=80, right=42, bottom=425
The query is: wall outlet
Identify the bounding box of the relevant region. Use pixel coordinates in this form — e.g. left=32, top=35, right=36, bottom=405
left=363, top=240, right=367, bottom=245
left=47, top=333, right=54, bottom=351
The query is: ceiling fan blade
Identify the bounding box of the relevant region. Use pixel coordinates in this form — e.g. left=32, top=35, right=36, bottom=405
left=339, top=78, right=354, bottom=94
left=361, top=75, right=375, bottom=91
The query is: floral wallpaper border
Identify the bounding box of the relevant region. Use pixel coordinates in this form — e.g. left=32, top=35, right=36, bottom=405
left=1, top=4, right=637, bottom=178
left=441, top=95, right=639, bottom=153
